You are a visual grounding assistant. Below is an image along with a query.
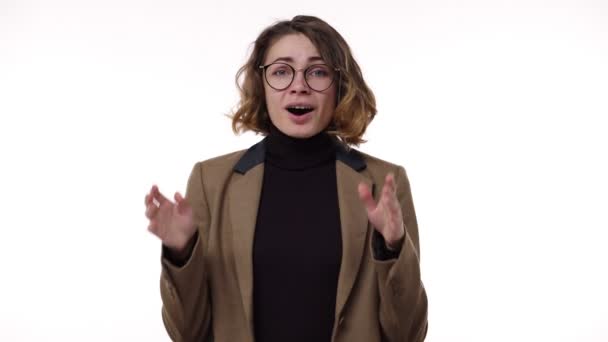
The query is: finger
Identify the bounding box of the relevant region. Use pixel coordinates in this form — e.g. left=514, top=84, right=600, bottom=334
left=152, top=185, right=170, bottom=205
left=149, top=185, right=158, bottom=198
left=358, top=183, right=376, bottom=213
left=174, top=192, right=189, bottom=214
left=388, top=199, right=403, bottom=229
left=385, top=173, right=396, bottom=194
left=382, top=175, right=399, bottom=206
left=378, top=175, right=393, bottom=204
left=149, top=185, right=158, bottom=203
left=148, top=221, right=158, bottom=234
left=389, top=199, right=400, bottom=217
left=145, top=204, right=159, bottom=219
left=383, top=183, right=399, bottom=208
left=381, top=191, right=394, bottom=217
left=145, top=187, right=159, bottom=206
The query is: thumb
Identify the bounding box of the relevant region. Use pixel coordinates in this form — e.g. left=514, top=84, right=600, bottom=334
left=174, top=192, right=190, bottom=214
left=358, top=183, right=376, bottom=214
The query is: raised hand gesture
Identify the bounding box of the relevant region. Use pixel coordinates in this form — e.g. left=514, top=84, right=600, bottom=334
left=358, top=173, right=405, bottom=250
left=144, top=185, right=197, bottom=253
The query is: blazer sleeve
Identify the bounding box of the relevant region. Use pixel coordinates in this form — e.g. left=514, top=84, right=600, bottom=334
left=159, top=162, right=212, bottom=342
left=373, top=165, right=428, bottom=342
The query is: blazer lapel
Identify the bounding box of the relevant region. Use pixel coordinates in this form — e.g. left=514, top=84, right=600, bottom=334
left=229, top=162, right=264, bottom=333
left=335, top=160, right=374, bottom=320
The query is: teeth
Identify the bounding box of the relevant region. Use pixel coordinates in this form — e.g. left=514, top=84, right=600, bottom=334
left=288, top=106, right=313, bottom=109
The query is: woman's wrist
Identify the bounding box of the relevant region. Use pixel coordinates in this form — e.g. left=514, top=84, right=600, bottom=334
left=166, top=232, right=198, bottom=264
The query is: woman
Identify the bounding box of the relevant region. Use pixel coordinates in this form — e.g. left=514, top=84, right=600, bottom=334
left=144, top=15, right=428, bottom=342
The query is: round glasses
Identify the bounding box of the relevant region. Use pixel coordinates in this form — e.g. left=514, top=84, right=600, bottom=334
left=259, top=63, right=340, bottom=92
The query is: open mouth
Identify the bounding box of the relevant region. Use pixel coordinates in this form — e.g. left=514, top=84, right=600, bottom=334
left=286, top=106, right=314, bottom=116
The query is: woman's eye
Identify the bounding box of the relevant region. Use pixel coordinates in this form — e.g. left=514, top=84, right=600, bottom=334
left=271, top=68, right=291, bottom=77
left=309, top=69, right=329, bottom=77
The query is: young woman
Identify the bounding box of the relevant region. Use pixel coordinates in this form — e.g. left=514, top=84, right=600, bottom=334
left=144, top=15, right=428, bottom=342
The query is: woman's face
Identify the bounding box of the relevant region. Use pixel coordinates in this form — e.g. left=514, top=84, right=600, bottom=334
left=262, top=34, right=337, bottom=138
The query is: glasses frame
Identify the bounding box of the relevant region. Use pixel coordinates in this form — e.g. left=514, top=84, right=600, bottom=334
left=259, top=62, right=341, bottom=92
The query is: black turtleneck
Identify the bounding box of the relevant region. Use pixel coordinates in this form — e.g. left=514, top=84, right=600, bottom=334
left=253, top=124, right=343, bottom=342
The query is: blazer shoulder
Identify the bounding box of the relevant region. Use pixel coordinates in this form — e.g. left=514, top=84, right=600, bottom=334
left=195, top=149, right=248, bottom=171
left=193, top=150, right=246, bottom=183
left=356, top=149, right=404, bottom=173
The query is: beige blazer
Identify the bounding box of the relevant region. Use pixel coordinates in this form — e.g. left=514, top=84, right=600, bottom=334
left=159, top=138, right=428, bottom=342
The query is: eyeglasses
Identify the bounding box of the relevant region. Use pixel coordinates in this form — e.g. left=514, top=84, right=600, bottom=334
left=259, top=63, right=340, bottom=92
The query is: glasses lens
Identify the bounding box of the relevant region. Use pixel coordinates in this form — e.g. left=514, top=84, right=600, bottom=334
left=305, top=64, right=335, bottom=91
left=265, top=63, right=293, bottom=90
left=263, top=63, right=336, bottom=91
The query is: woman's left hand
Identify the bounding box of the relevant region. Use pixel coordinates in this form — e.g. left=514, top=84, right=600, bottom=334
left=358, top=173, right=405, bottom=250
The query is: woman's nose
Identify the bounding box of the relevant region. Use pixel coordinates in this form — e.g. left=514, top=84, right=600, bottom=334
left=289, top=71, right=311, bottom=94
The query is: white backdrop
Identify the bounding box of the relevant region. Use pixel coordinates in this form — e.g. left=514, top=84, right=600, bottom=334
left=1, top=0, right=607, bottom=341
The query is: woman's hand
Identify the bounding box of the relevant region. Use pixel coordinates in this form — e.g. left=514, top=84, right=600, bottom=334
left=358, top=173, right=405, bottom=250
left=145, top=185, right=197, bottom=253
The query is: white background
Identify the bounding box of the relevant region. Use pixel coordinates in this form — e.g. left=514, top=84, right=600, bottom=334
left=1, top=0, right=607, bottom=341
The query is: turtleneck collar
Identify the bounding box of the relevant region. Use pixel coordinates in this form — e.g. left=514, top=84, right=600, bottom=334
left=265, top=122, right=337, bottom=170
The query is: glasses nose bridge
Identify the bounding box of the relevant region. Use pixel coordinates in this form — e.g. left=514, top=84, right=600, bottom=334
left=290, top=66, right=309, bottom=89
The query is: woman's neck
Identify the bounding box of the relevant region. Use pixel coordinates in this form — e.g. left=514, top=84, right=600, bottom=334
left=265, top=123, right=336, bottom=170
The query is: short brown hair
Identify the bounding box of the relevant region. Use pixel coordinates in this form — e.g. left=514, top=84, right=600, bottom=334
left=230, top=15, right=377, bottom=146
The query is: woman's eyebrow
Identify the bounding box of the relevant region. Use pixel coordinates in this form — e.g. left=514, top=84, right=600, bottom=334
left=269, top=56, right=325, bottom=64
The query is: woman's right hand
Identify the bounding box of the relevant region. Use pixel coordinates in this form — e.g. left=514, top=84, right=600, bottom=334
left=145, top=185, right=197, bottom=254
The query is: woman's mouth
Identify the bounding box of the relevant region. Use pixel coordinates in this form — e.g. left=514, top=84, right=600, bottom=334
left=286, top=106, right=314, bottom=116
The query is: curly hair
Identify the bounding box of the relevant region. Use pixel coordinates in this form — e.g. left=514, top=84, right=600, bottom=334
left=230, top=15, right=377, bottom=146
